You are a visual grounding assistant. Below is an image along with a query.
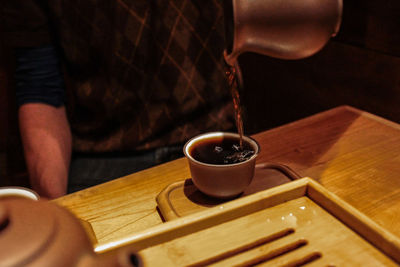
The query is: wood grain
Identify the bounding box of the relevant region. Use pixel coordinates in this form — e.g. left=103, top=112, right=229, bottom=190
left=156, top=162, right=300, bottom=221
left=252, top=106, right=400, bottom=238
left=97, top=178, right=400, bottom=265
left=53, top=106, right=400, bottom=249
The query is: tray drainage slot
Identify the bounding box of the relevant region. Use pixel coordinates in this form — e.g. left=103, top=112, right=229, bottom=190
left=189, top=228, right=295, bottom=267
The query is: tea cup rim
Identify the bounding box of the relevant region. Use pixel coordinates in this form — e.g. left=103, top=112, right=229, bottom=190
left=183, top=131, right=260, bottom=167
left=0, top=186, right=40, bottom=200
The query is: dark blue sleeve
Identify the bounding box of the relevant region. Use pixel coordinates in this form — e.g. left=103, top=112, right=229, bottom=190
left=14, top=44, right=66, bottom=107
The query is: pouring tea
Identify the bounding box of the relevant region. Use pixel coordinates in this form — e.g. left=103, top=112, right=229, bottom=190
left=222, top=0, right=343, bottom=163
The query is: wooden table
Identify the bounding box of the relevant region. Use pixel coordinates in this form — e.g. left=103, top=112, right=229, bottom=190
left=54, top=105, right=400, bottom=250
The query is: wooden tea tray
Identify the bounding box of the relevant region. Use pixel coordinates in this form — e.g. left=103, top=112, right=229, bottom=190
left=99, top=178, right=400, bottom=266
left=157, top=163, right=301, bottom=221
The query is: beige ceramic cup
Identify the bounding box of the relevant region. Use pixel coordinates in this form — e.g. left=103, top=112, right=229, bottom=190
left=0, top=186, right=39, bottom=200
left=184, top=132, right=260, bottom=198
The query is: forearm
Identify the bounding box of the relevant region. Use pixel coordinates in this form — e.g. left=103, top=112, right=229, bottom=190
left=19, top=104, right=71, bottom=198
left=14, top=44, right=71, bottom=199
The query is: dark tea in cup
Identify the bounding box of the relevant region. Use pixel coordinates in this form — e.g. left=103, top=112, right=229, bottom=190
left=188, top=135, right=255, bottom=165
left=184, top=132, right=259, bottom=198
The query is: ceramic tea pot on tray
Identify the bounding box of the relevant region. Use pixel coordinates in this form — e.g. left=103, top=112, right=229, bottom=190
left=0, top=197, right=142, bottom=267
left=224, top=0, right=343, bottom=65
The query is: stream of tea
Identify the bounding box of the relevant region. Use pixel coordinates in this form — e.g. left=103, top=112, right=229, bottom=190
left=191, top=63, right=253, bottom=164
left=226, top=63, right=244, bottom=149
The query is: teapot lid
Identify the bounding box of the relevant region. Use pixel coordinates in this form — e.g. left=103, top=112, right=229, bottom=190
left=0, top=197, right=93, bottom=267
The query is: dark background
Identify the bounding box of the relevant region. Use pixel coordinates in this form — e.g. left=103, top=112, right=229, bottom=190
left=1, top=0, right=399, bottom=188
left=240, top=0, right=400, bottom=134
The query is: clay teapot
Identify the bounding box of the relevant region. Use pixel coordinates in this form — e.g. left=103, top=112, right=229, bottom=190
left=224, top=0, right=343, bottom=65
left=0, top=197, right=142, bottom=267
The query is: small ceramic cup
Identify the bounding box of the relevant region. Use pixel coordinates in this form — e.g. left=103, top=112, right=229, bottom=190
left=183, top=132, right=260, bottom=198
left=0, top=187, right=39, bottom=200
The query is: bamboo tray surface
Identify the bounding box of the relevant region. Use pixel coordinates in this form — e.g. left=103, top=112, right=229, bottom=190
left=157, top=163, right=299, bottom=221
left=98, top=178, right=400, bottom=266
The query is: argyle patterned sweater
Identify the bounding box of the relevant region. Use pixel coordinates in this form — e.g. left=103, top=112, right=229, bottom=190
left=2, top=0, right=235, bottom=152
